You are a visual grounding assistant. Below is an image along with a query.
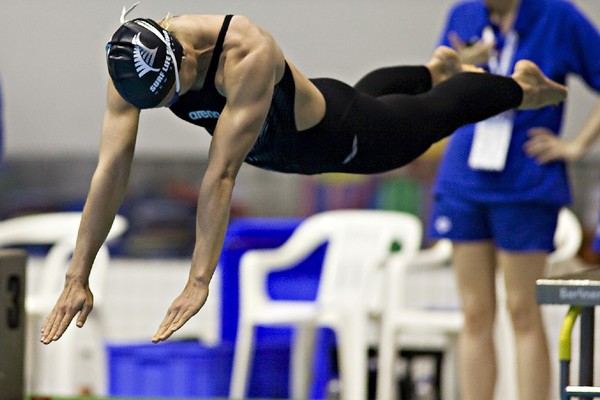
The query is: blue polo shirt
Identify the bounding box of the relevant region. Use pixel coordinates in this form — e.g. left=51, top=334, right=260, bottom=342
left=433, top=0, right=600, bottom=205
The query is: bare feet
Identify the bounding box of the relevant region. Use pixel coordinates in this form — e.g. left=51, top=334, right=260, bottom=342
left=427, top=46, right=462, bottom=86
left=512, top=60, right=568, bottom=109
left=427, top=46, right=484, bottom=86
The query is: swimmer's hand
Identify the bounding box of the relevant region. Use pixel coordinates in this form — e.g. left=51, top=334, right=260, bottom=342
left=152, top=279, right=208, bottom=342
left=40, top=279, right=93, bottom=344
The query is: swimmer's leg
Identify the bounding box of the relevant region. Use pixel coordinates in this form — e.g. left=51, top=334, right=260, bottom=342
left=355, top=46, right=466, bottom=96
left=380, top=68, right=566, bottom=144
left=354, top=66, right=432, bottom=96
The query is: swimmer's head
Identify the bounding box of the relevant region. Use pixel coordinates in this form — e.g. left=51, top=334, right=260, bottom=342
left=106, top=18, right=183, bottom=109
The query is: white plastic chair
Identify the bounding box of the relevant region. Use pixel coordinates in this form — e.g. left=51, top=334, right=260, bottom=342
left=376, top=238, right=461, bottom=400
left=229, top=209, right=422, bottom=400
left=0, top=212, right=128, bottom=395
left=376, top=207, right=583, bottom=400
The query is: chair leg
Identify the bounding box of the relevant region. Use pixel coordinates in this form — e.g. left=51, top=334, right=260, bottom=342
left=337, top=326, right=368, bottom=400
left=441, top=335, right=459, bottom=400
left=376, top=326, right=398, bottom=400
left=291, top=323, right=316, bottom=399
left=28, top=317, right=76, bottom=395
left=230, top=322, right=255, bottom=399
left=38, top=325, right=77, bottom=395
left=85, top=316, right=107, bottom=395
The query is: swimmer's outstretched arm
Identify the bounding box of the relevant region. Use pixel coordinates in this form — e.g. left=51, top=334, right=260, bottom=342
left=151, top=29, right=278, bottom=343
left=41, top=83, right=140, bottom=344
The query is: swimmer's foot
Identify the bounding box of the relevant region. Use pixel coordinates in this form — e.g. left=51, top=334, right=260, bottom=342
left=427, top=46, right=463, bottom=86
left=512, top=60, right=568, bottom=110
left=426, top=46, right=484, bottom=85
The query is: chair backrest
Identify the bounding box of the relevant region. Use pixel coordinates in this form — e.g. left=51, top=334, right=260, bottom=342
left=0, top=212, right=128, bottom=245
left=0, top=212, right=128, bottom=304
left=296, top=210, right=422, bottom=310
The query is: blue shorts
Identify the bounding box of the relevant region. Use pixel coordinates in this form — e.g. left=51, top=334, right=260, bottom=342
left=428, top=194, right=560, bottom=252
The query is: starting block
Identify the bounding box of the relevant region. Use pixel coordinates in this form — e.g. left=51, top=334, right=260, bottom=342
left=0, top=249, right=27, bottom=400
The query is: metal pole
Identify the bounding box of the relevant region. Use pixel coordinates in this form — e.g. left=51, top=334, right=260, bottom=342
left=559, top=306, right=582, bottom=400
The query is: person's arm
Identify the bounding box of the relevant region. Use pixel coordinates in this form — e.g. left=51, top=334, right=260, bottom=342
left=152, top=22, right=278, bottom=342
left=40, top=82, right=140, bottom=344
left=524, top=3, right=600, bottom=164
left=448, top=30, right=495, bottom=66
left=438, top=4, right=494, bottom=67
left=524, top=100, right=600, bottom=164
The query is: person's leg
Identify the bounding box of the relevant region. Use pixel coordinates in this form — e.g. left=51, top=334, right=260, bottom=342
left=428, top=195, right=498, bottom=400
left=367, top=71, right=526, bottom=155
left=355, top=45, right=567, bottom=112
left=354, top=65, right=432, bottom=96
left=453, top=241, right=498, bottom=400
left=368, top=64, right=565, bottom=154
left=334, top=70, right=530, bottom=175
left=322, top=55, right=566, bottom=174
left=354, top=46, right=463, bottom=96
left=491, top=204, right=557, bottom=400
left=361, top=54, right=566, bottom=132
left=499, top=251, right=551, bottom=400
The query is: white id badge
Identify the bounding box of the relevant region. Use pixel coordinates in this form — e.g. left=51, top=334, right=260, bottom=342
left=468, top=111, right=514, bottom=171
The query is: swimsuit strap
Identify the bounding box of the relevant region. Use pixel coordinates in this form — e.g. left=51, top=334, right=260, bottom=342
left=204, top=14, right=234, bottom=88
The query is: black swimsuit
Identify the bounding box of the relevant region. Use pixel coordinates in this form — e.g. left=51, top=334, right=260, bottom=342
left=170, top=15, right=307, bottom=173
left=170, top=15, right=523, bottom=175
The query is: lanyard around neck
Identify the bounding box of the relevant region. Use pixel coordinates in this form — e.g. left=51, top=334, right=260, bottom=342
left=488, top=29, right=519, bottom=77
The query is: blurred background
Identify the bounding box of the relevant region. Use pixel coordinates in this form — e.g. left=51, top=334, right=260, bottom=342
left=2, top=0, right=600, bottom=255
left=1, top=1, right=600, bottom=399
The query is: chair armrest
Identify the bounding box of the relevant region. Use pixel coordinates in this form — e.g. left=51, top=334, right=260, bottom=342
left=548, top=208, right=582, bottom=266
left=239, top=223, right=327, bottom=308
left=383, top=241, right=449, bottom=310
left=240, top=222, right=327, bottom=274
left=409, top=239, right=452, bottom=270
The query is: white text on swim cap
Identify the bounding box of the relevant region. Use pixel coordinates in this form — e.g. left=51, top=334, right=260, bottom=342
left=149, top=54, right=172, bottom=93
left=132, top=33, right=159, bottom=77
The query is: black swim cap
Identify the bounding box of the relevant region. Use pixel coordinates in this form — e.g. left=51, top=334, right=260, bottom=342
left=106, top=18, right=183, bottom=108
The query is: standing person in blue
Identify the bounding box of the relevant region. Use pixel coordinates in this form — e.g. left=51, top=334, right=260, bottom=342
left=428, top=0, right=600, bottom=399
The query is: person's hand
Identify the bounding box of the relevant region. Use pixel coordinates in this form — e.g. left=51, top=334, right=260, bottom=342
left=40, top=280, right=93, bottom=344
left=524, top=128, right=584, bottom=163
left=152, top=279, right=209, bottom=342
left=448, top=31, right=495, bottom=66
